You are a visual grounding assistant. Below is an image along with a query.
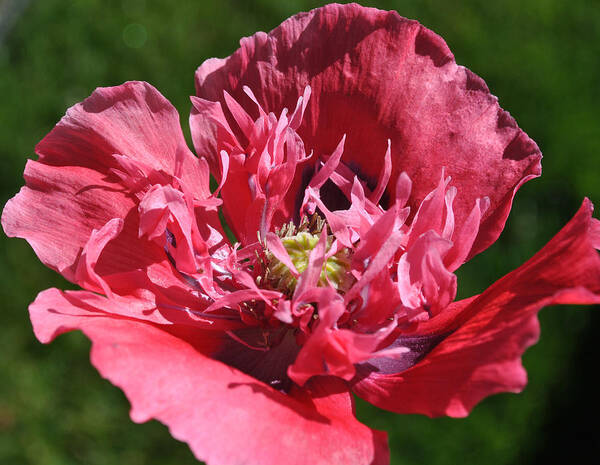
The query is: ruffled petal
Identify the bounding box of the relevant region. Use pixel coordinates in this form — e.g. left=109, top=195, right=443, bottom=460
left=193, top=3, right=541, bottom=254
left=30, top=288, right=388, bottom=465
left=397, top=231, right=456, bottom=315
left=2, top=82, right=209, bottom=283
left=37, top=81, right=206, bottom=194
left=1, top=160, right=218, bottom=327
left=353, top=199, right=600, bottom=417
left=2, top=159, right=137, bottom=281
left=190, top=88, right=312, bottom=243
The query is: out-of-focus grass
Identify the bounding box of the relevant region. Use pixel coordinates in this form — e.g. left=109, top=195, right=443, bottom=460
left=0, top=1, right=598, bottom=464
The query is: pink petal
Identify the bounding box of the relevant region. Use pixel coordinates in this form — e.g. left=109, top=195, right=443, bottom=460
left=351, top=270, right=403, bottom=329
left=441, top=186, right=457, bottom=240
left=75, top=218, right=124, bottom=298
left=138, top=184, right=202, bottom=274
left=39, top=81, right=206, bottom=196
left=293, top=228, right=328, bottom=298
left=290, top=288, right=403, bottom=385
left=288, top=85, right=311, bottom=130
left=265, top=232, right=299, bottom=276
left=397, top=231, right=456, bottom=313
left=444, top=196, right=490, bottom=271
left=223, top=90, right=256, bottom=141
left=194, top=3, right=541, bottom=254
left=2, top=82, right=208, bottom=282
left=189, top=96, right=242, bottom=175
left=203, top=288, right=280, bottom=314
left=346, top=205, right=406, bottom=304
left=288, top=292, right=347, bottom=384
left=406, top=172, right=449, bottom=246
left=30, top=288, right=388, bottom=465
left=190, top=92, right=311, bottom=243
left=2, top=121, right=227, bottom=328
left=308, top=135, right=346, bottom=190
left=369, top=140, right=392, bottom=205
left=353, top=199, right=600, bottom=417
left=394, top=172, right=412, bottom=208
left=2, top=160, right=136, bottom=281
left=301, top=187, right=353, bottom=247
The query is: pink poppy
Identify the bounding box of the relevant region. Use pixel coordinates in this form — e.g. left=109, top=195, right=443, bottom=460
left=3, top=3, right=600, bottom=465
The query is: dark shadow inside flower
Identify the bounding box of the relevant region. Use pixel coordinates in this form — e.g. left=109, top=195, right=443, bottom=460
left=160, top=322, right=333, bottom=423
left=291, top=153, right=391, bottom=227
left=315, top=179, right=350, bottom=214
left=343, top=160, right=392, bottom=210
left=214, top=326, right=300, bottom=392
left=354, top=333, right=449, bottom=380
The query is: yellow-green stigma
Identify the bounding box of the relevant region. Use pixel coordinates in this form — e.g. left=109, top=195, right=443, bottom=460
left=264, top=230, right=352, bottom=295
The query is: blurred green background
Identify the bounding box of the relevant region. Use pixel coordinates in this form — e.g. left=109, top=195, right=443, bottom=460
left=0, top=0, right=598, bottom=464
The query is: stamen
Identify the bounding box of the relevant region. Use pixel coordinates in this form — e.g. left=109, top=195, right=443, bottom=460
left=262, top=216, right=353, bottom=294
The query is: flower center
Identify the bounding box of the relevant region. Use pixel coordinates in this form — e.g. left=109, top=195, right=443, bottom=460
left=261, top=216, right=353, bottom=295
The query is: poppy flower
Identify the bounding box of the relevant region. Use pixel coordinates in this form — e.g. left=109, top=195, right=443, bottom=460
left=3, top=3, right=599, bottom=465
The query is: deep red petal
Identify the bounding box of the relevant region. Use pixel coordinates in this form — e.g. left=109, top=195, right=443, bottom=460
left=30, top=288, right=389, bottom=465
left=193, top=4, right=540, bottom=254
left=353, top=199, right=600, bottom=417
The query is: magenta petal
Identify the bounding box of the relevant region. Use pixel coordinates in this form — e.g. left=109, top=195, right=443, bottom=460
left=193, top=3, right=541, bottom=255
left=30, top=288, right=388, bottom=465
left=353, top=199, right=600, bottom=417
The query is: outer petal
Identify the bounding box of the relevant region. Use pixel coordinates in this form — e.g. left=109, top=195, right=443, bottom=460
left=37, top=81, right=206, bottom=191
left=3, top=159, right=135, bottom=280
left=193, top=3, right=541, bottom=254
left=1, top=163, right=211, bottom=326
left=30, top=288, right=389, bottom=465
left=2, top=82, right=208, bottom=283
left=353, top=199, right=600, bottom=417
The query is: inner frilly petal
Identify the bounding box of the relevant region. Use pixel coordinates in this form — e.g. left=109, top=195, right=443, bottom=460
left=186, top=97, right=493, bottom=384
